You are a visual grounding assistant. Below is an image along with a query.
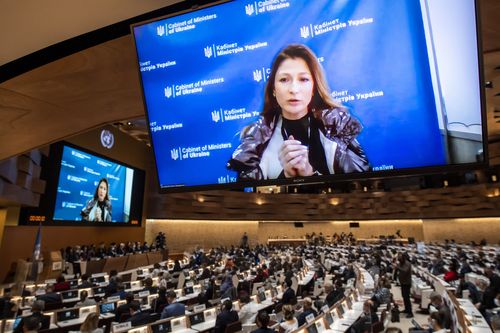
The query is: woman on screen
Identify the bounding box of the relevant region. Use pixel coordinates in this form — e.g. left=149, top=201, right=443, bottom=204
left=227, top=44, right=369, bottom=180
left=81, top=178, right=112, bottom=222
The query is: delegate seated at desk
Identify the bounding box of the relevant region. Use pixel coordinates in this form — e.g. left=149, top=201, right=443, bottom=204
left=161, top=290, right=186, bottom=319
left=215, top=300, right=239, bottom=333
left=128, top=301, right=151, bottom=327
left=14, top=300, right=50, bottom=333
left=350, top=300, right=378, bottom=333
left=276, top=279, right=296, bottom=305
left=297, top=298, right=317, bottom=327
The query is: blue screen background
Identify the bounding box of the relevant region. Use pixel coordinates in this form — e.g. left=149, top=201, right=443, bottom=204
left=133, top=0, right=446, bottom=188
left=53, top=146, right=132, bottom=222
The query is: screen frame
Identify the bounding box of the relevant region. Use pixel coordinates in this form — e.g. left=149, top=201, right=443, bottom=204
left=131, top=0, right=488, bottom=194
left=18, top=141, right=146, bottom=227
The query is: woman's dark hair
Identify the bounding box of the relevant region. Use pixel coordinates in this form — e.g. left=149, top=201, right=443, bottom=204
left=257, top=311, right=270, bottom=328
left=93, top=178, right=110, bottom=201
left=223, top=299, right=233, bottom=311
left=144, top=277, right=153, bottom=287
left=262, top=44, right=341, bottom=126
left=240, top=293, right=250, bottom=304
left=80, top=290, right=88, bottom=301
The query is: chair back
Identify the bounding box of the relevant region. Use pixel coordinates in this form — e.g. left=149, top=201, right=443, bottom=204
left=225, top=321, right=242, bottom=333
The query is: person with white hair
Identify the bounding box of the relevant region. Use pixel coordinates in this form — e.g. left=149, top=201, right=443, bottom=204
left=297, top=297, right=318, bottom=326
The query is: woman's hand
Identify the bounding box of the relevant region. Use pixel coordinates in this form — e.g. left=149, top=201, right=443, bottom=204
left=279, top=135, right=314, bottom=177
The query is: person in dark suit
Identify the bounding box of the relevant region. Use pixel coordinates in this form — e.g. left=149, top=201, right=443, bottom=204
left=78, top=274, right=94, bottom=289
left=160, top=291, right=185, bottom=319
left=127, top=301, right=151, bottom=327
left=350, top=300, right=379, bottom=333
left=251, top=311, right=275, bottom=333
left=36, top=285, right=61, bottom=307
left=215, top=300, right=239, bottom=333
left=14, top=300, right=50, bottom=333
left=394, top=252, right=413, bottom=318
left=22, top=316, right=41, bottom=333
left=140, top=277, right=158, bottom=295
left=325, top=280, right=345, bottom=307
left=153, top=287, right=168, bottom=314
left=428, top=293, right=451, bottom=329
left=115, top=293, right=134, bottom=322
left=280, top=279, right=296, bottom=305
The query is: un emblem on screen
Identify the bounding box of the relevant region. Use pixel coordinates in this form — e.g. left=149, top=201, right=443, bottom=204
left=100, top=130, right=114, bottom=149
left=245, top=4, right=255, bottom=16
left=171, top=148, right=179, bottom=160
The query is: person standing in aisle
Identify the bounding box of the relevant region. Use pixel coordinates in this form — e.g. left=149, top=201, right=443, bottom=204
left=395, top=252, right=413, bottom=318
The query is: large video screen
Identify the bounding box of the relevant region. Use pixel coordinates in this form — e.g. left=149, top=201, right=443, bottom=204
left=52, top=145, right=140, bottom=223
left=132, top=0, right=485, bottom=191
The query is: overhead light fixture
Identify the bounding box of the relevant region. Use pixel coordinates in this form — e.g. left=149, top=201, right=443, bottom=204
left=486, top=188, right=500, bottom=198
left=330, top=198, right=340, bottom=206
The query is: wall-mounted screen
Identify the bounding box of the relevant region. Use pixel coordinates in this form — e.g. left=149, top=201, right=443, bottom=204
left=53, top=145, right=135, bottom=222
left=132, top=0, right=486, bottom=192
left=19, top=142, right=145, bottom=226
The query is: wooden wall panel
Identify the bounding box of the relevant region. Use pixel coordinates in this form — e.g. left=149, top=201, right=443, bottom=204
left=422, top=218, right=500, bottom=243
left=148, top=183, right=500, bottom=221
left=144, top=219, right=428, bottom=253
left=257, top=220, right=424, bottom=244
left=0, top=225, right=144, bottom=283
left=145, top=220, right=259, bottom=253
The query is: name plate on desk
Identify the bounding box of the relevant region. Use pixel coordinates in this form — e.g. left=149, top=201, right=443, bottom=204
left=321, top=305, right=329, bottom=314
left=194, top=304, right=206, bottom=312
left=99, top=282, right=108, bottom=287
left=186, top=282, right=194, bottom=287
left=92, top=273, right=107, bottom=277
left=172, top=318, right=183, bottom=330
left=315, top=319, right=326, bottom=333
left=113, top=322, right=132, bottom=333
left=139, top=291, right=150, bottom=297
left=107, top=296, right=120, bottom=303
left=306, top=313, right=315, bottom=324
left=52, top=262, right=62, bottom=270
left=129, top=326, right=148, bottom=333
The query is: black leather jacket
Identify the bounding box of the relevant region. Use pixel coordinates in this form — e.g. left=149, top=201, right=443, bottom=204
left=227, top=108, right=370, bottom=180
